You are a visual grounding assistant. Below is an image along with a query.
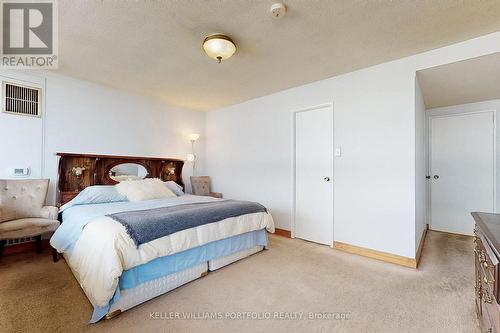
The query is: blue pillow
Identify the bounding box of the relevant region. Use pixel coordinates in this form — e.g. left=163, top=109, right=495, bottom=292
left=60, top=185, right=127, bottom=211
left=165, top=181, right=185, bottom=196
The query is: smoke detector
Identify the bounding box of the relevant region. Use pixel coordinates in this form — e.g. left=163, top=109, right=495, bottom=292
left=270, top=3, right=286, bottom=18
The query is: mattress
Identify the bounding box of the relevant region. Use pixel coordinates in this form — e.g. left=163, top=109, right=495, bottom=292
left=209, top=245, right=264, bottom=271
left=108, top=262, right=208, bottom=314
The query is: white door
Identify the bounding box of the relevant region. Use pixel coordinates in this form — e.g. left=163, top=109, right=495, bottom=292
left=430, top=112, right=495, bottom=235
left=294, top=105, right=334, bottom=245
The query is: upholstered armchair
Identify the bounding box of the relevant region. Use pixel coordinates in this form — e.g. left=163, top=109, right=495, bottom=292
left=190, top=176, right=222, bottom=198
left=0, top=179, right=59, bottom=262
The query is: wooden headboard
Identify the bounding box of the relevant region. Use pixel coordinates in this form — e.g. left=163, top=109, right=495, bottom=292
left=56, top=153, right=184, bottom=207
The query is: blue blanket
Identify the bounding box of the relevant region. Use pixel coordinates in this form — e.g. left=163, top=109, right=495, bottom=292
left=107, top=200, right=267, bottom=246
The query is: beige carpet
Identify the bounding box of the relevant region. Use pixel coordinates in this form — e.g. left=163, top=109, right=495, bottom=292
left=0, top=231, right=479, bottom=333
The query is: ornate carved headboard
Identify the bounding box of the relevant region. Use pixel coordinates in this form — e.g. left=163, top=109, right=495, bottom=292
left=56, top=153, right=184, bottom=207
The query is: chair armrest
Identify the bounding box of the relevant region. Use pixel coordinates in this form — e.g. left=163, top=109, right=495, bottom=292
left=209, top=192, right=223, bottom=199
left=39, top=206, right=59, bottom=220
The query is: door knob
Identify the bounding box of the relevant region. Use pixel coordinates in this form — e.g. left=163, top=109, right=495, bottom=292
left=324, top=177, right=331, bottom=182
left=433, top=175, right=439, bottom=179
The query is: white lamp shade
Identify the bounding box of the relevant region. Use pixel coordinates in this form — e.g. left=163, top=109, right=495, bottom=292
left=186, top=153, right=196, bottom=162
left=188, top=133, right=200, bottom=142
left=203, top=34, right=236, bottom=62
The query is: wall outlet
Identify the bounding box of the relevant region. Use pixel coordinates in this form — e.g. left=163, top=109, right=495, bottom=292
left=335, top=148, right=342, bottom=157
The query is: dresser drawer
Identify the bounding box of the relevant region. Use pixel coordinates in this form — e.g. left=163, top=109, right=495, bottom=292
left=476, top=229, right=500, bottom=300
left=472, top=214, right=500, bottom=333
left=477, top=256, right=484, bottom=318
left=481, top=278, right=500, bottom=333
left=483, top=312, right=496, bottom=333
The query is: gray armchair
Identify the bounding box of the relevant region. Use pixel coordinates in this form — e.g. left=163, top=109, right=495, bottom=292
left=190, top=176, right=222, bottom=198
left=0, top=179, right=59, bottom=262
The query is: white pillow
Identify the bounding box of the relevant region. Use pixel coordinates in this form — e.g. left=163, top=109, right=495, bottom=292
left=165, top=181, right=184, bottom=196
left=59, top=185, right=127, bottom=212
left=116, top=178, right=176, bottom=202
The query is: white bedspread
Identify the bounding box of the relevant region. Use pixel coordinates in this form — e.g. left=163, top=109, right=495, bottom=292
left=51, top=195, right=275, bottom=307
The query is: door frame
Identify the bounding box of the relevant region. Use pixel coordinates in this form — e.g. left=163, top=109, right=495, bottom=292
left=290, top=102, right=334, bottom=246
left=426, top=109, right=497, bottom=233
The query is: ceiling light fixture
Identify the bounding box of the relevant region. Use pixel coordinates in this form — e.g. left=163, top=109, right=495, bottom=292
left=202, top=34, right=236, bottom=63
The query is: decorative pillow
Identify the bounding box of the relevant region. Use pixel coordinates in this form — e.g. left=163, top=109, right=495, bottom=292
left=165, top=181, right=184, bottom=196
left=116, top=178, right=176, bottom=202
left=59, top=185, right=127, bottom=212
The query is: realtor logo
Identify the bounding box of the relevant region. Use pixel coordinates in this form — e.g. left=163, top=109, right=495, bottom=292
left=1, top=0, right=58, bottom=68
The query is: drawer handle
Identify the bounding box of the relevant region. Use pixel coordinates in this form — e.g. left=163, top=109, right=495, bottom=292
left=475, top=285, right=482, bottom=299
left=480, top=250, right=487, bottom=263
left=484, top=276, right=495, bottom=284
left=484, top=289, right=493, bottom=304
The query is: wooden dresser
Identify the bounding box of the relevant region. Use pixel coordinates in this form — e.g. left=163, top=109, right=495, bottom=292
left=473, top=212, right=500, bottom=333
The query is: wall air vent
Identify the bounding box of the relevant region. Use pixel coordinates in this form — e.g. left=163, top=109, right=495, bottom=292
left=2, top=81, right=42, bottom=117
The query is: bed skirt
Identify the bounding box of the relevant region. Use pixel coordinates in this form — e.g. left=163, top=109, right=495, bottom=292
left=106, top=245, right=265, bottom=318
left=108, top=262, right=208, bottom=314
left=71, top=229, right=269, bottom=322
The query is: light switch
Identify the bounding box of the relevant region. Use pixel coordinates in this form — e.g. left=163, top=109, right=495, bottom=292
left=335, top=148, right=341, bottom=157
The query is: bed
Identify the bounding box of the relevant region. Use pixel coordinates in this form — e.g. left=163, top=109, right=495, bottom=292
left=50, top=153, right=275, bottom=322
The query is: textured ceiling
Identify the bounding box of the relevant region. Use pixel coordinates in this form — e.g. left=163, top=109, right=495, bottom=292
left=58, top=0, right=500, bottom=111
left=417, top=52, right=500, bottom=109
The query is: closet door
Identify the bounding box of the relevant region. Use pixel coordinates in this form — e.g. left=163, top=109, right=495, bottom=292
left=430, top=111, right=495, bottom=235
left=294, top=105, right=334, bottom=245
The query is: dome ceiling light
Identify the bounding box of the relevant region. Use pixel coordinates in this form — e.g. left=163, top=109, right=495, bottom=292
left=202, top=34, right=236, bottom=63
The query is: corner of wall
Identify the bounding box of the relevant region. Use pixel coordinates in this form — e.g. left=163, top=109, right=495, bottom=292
left=414, top=75, right=428, bottom=255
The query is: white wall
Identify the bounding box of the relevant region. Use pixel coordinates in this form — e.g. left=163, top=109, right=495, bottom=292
left=0, top=71, right=206, bottom=204
left=0, top=73, right=45, bottom=180
left=207, top=64, right=416, bottom=258
left=415, top=77, right=427, bottom=251
left=427, top=99, right=500, bottom=210
left=206, top=32, right=500, bottom=259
